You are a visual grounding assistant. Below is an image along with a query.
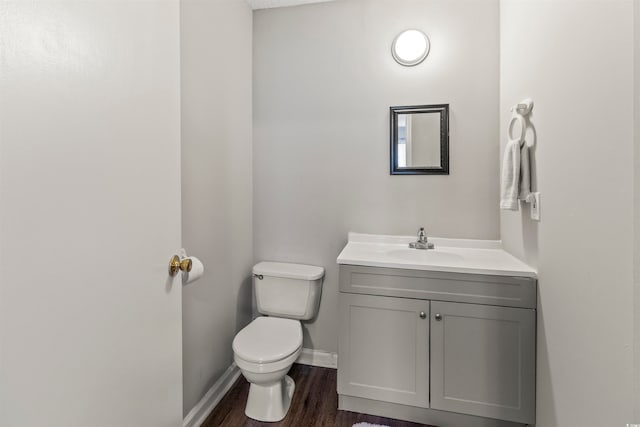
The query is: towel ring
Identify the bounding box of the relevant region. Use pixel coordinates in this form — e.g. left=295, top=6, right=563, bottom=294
left=508, top=113, right=526, bottom=145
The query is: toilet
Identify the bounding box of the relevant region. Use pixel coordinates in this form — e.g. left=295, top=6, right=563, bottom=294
left=232, top=261, right=324, bottom=422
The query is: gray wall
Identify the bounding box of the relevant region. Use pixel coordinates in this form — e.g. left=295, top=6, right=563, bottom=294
left=253, top=0, right=500, bottom=352
left=180, top=0, right=253, bottom=416
left=500, top=1, right=635, bottom=426
left=635, top=0, right=640, bottom=419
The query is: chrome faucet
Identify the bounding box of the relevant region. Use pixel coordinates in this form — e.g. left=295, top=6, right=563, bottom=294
left=409, top=227, right=434, bottom=250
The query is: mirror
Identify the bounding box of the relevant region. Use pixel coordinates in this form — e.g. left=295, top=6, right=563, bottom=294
left=390, top=105, right=449, bottom=175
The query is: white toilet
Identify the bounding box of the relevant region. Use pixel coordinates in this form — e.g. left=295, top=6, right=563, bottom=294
left=232, top=261, right=324, bottom=422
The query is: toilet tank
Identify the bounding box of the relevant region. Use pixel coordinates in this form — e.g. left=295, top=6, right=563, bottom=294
left=253, top=262, right=324, bottom=320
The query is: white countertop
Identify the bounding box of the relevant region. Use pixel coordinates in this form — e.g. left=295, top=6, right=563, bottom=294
left=336, top=232, right=537, bottom=278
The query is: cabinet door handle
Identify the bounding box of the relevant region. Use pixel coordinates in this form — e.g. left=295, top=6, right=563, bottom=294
left=419, top=311, right=426, bottom=319
left=435, top=313, right=442, bottom=321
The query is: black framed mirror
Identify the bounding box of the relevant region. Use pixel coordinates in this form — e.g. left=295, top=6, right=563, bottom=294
left=390, top=104, right=449, bottom=175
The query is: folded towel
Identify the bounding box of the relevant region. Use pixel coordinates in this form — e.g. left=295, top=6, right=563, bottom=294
left=518, top=143, right=532, bottom=202
left=500, top=139, right=521, bottom=210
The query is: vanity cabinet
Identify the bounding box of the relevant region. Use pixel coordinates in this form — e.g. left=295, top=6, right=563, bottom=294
left=338, top=293, right=430, bottom=408
left=337, top=265, right=537, bottom=426
left=430, top=301, right=535, bottom=424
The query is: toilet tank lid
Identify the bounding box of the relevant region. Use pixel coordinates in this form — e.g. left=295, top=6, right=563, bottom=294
left=253, top=262, right=325, bottom=280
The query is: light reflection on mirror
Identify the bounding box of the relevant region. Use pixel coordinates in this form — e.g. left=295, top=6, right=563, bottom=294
left=396, top=113, right=441, bottom=168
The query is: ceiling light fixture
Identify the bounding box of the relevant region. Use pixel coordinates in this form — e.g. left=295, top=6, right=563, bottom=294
left=391, top=29, right=430, bottom=67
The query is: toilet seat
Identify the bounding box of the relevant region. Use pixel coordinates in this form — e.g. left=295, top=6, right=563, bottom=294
left=235, top=346, right=302, bottom=375
left=233, top=317, right=302, bottom=364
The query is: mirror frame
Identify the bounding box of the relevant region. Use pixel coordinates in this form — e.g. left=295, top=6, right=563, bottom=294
left=390, top=104, right=449, bottom=175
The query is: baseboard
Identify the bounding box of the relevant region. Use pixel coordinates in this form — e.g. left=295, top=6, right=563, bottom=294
left=296, top=348, right=338, bottom=369
left=183, top=363, right=241, bottom=427
left=339, top=395, right=524, bottom=427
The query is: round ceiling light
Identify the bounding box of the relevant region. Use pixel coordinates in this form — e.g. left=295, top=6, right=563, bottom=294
left=391, top=29, right=430, bottom=66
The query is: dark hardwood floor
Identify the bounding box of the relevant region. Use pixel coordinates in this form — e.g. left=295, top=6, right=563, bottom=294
left=202, top=364, right=435, bottom=427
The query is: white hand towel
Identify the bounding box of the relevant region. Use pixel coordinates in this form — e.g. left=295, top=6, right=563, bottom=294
left=518, top=143, right=532, bottom=202
left=500, top=139, right=521, bottom=210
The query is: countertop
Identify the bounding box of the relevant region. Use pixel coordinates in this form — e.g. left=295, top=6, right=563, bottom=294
left=337, top=232, right=537, bottom=278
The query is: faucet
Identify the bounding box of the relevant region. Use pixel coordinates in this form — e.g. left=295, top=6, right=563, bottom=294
left=409, top=227, right=434, bottom=250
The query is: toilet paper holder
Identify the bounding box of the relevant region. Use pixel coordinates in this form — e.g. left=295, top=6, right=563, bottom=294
left=168, top=254, right=193, bottom=276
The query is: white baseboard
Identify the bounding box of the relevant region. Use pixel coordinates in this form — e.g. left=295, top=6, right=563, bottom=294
left=296, top=348, right=338, bottom=369
left=183, top=363, right=241, bottom=427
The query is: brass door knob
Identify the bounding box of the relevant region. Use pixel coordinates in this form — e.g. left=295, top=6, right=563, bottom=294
left=168, top=255, right=193, bottom=276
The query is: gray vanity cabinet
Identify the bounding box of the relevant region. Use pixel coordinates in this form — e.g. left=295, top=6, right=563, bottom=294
left=338, top=265, right=537, bottom=426
left=338, top=293, right=430, bottom=408
left=430, top=301, right=536, bottom=424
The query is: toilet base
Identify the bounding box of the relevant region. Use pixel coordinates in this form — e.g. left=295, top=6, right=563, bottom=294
left=245, top=375, right=295, bottom=422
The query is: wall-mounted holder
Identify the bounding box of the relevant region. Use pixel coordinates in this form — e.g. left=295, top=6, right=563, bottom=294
left=508, top=98, right=535, bottom=149
left=510, top=98, right=533, bottom=116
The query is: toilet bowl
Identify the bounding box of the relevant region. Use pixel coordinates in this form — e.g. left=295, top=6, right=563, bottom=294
left=233, top=317, right=303, bottom=422
left=232, top=262, right=324, bottom=422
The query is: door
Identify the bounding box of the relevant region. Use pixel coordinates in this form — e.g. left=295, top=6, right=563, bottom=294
left=338, top=293, right=429, bottom=408
left=430, top=301, right=535, bottom=424
left=0, top=2, right=182, bottom=426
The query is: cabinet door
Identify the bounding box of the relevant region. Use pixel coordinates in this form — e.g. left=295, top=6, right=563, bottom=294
left=430, top=301, right=535, bottom=424
left=338, top=294, right=430, bottom=408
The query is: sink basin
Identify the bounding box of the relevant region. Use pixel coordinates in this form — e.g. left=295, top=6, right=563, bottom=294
left=386, top=249, right=464, bottom=264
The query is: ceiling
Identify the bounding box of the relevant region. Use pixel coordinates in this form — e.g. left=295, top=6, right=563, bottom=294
left=245, top=0, right=335, bottom=10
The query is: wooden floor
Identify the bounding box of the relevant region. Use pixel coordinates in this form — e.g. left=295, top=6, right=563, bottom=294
left=202, top=364, right=435, bottom=427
